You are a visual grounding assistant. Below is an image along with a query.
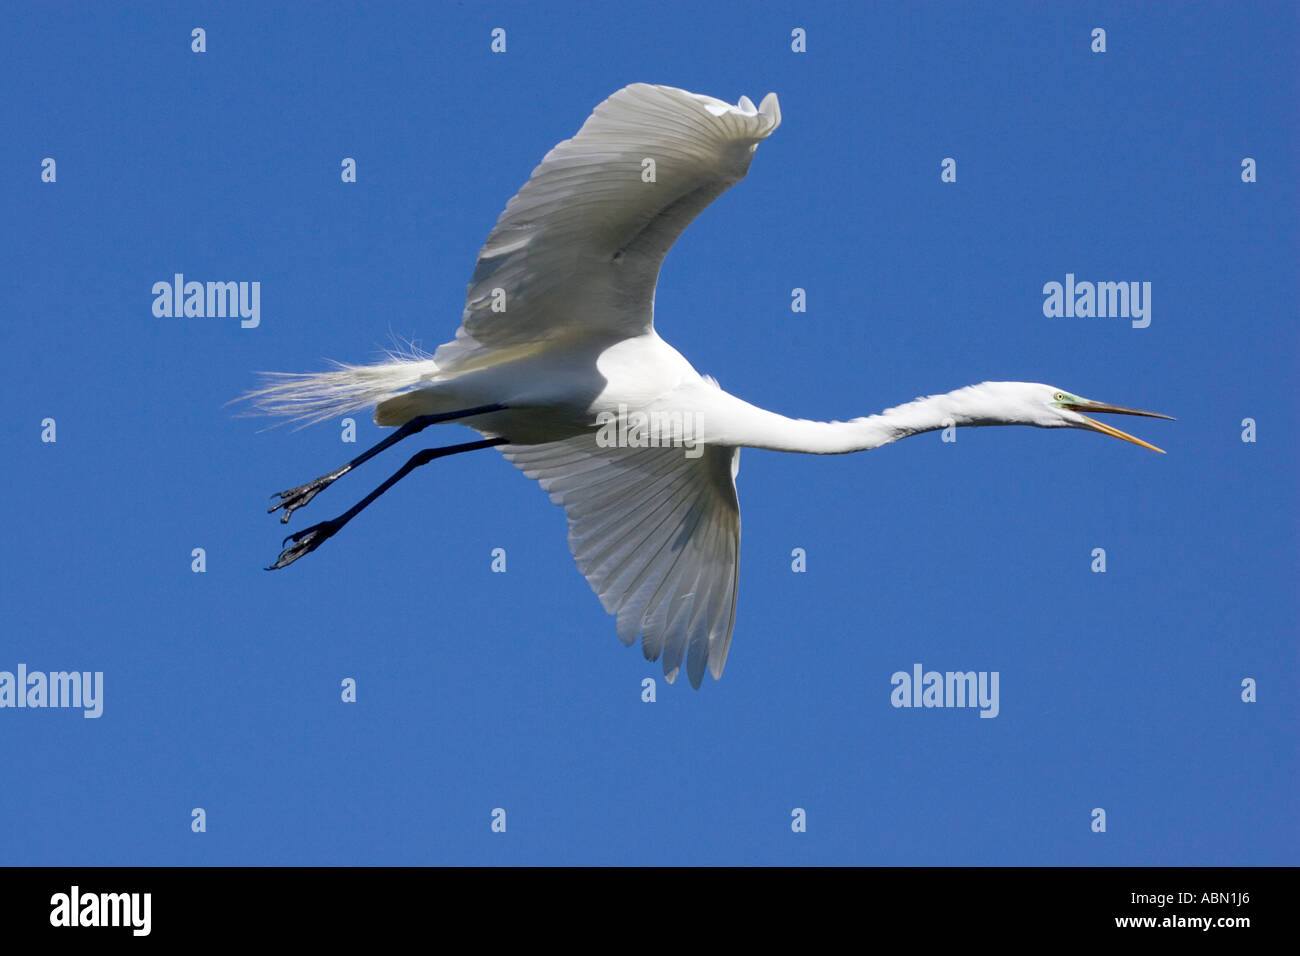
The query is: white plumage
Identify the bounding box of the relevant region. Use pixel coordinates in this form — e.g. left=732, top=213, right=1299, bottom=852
left=247, top=84, right=1170, bottom=688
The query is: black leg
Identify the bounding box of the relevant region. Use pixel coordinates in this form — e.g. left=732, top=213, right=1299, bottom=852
left=267, top=437, right=509, bottom=570
left=269, top=403, right=505, bottom=523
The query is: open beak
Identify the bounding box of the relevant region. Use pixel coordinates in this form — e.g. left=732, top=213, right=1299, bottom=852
left=1062, top=399, right=1175, bottom=454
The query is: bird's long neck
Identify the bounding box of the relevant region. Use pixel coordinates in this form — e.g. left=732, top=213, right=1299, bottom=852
left=703, top=383, right=1017, bottom=454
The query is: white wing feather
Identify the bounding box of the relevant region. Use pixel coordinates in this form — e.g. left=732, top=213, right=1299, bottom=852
left=502, top=435, right=742, bottom=688
left=435, top=83, right=780, bottom=370
left=467, top=85, right=773, bottom=685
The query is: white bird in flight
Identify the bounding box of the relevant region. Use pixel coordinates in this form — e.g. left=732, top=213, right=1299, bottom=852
left=244, top=83, right=1172, bottom=688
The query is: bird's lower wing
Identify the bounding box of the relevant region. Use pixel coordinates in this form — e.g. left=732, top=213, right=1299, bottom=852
left=435, top=84, right=781, bottom=373
left=500, top=434, right=741, bottom=688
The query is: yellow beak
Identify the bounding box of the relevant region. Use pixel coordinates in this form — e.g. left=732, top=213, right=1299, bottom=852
left=1063, top=400, right=1175, bottom=454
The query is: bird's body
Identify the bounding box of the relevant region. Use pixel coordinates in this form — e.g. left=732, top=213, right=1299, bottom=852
left=371, top=329, right=703, bottom=445
left=245, top=83, right=1171, bottom=688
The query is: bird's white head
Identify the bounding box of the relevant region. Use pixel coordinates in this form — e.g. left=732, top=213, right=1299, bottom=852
left=973, top=382, right=1174, bottom=452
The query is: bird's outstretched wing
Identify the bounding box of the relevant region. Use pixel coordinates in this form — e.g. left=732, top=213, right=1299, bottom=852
left=434, top=83, right=781, bottom=371
left=501, top=435, right=742, bottom=688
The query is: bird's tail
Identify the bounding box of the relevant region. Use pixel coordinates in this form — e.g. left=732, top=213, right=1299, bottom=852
left=235, top=356, right=440, bottom=427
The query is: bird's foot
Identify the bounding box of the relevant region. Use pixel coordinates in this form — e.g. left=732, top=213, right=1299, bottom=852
left=268, top=476, right=336, bottom=523
left=267, top=520, right=340, bottom=570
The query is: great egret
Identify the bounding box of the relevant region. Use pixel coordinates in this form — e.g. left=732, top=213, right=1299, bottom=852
left=244, top=83, right=1172, bottom=688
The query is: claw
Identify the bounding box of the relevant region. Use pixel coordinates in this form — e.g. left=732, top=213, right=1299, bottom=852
left=267, top=521, right=338, bottom=570
left=268, top=479, right=331, bottom=523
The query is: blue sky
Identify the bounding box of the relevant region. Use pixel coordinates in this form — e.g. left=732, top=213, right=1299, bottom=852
left=2, top=2, right=1295, bottom=865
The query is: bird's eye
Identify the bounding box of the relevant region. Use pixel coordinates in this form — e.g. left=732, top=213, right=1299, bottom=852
left=1054, top=392, right=1066, bottom=402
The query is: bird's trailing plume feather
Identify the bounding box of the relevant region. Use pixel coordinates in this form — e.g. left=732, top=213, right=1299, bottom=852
left=236, top=356, right=439, bottom=427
